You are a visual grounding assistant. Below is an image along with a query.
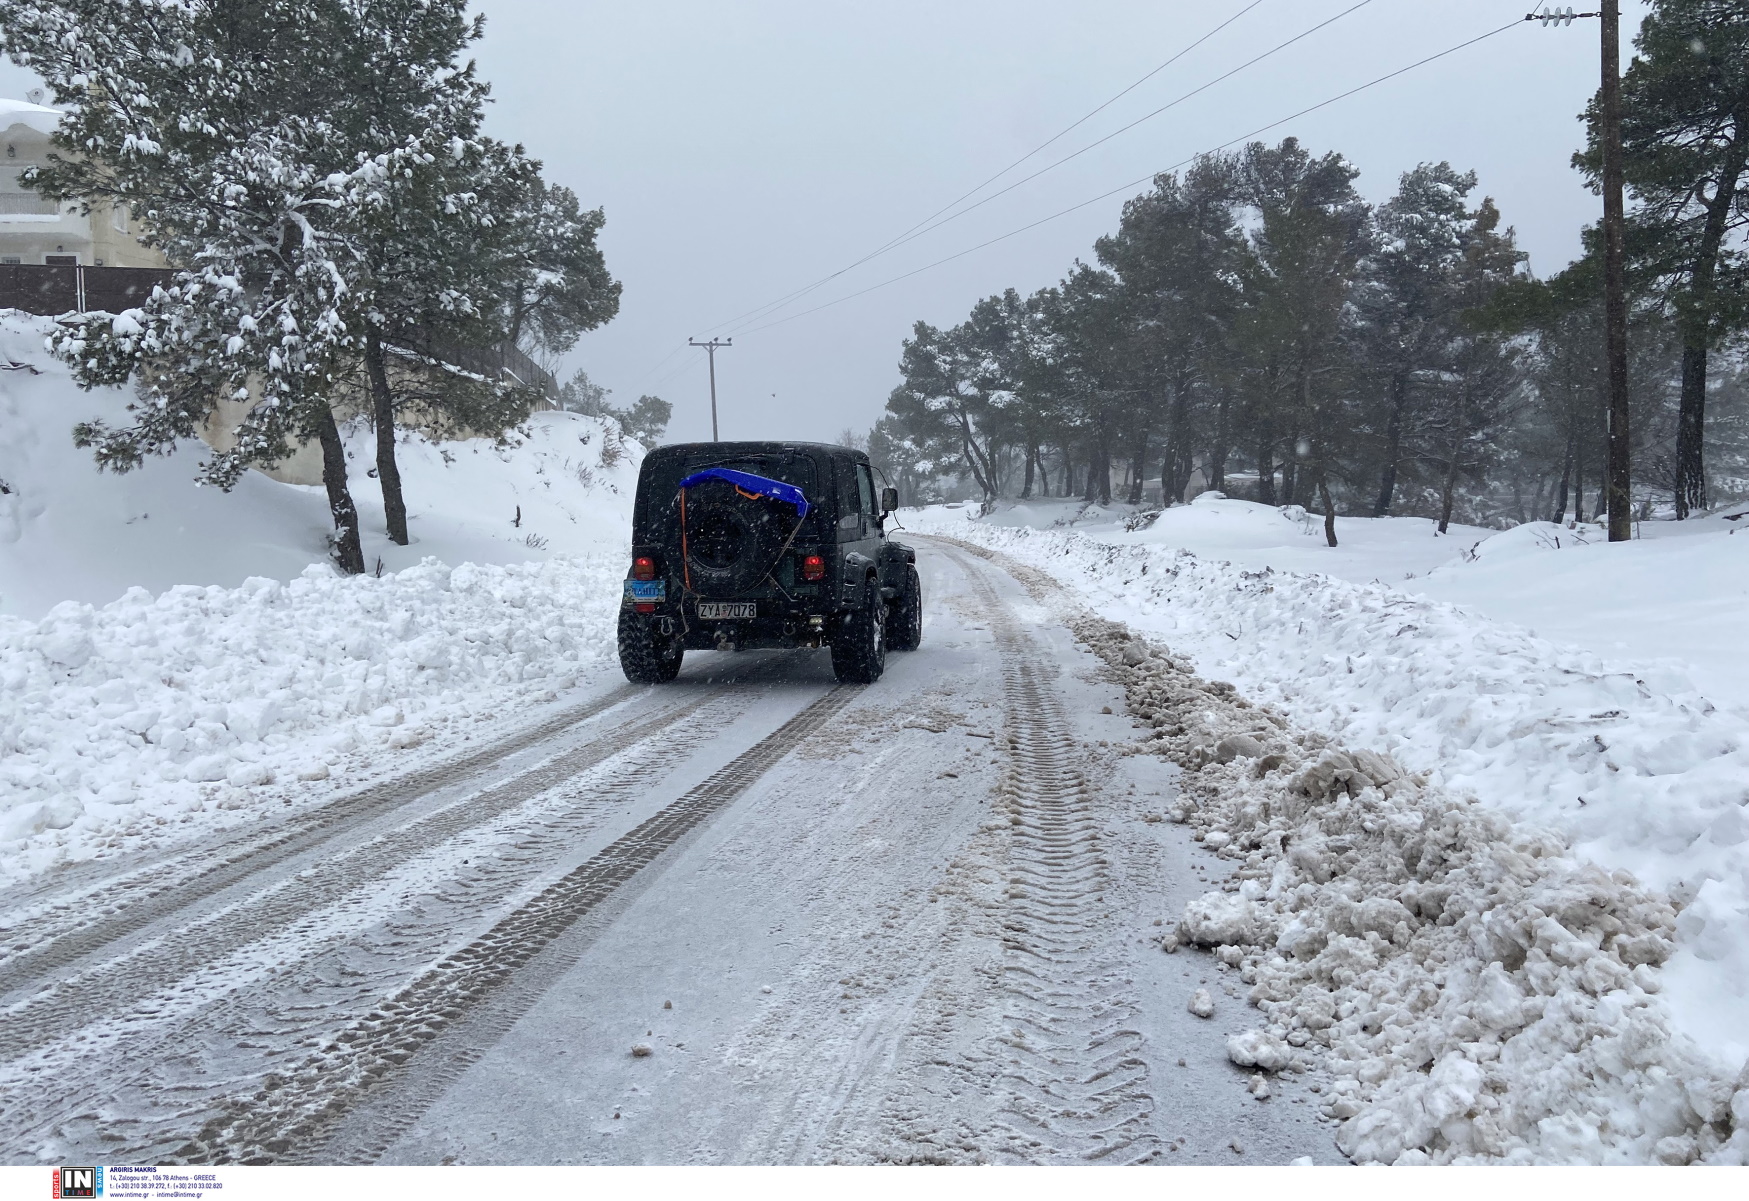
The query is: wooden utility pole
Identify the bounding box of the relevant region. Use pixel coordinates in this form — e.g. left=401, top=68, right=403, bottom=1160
left=1599, top=0, right=1632, bottom=541
left=689, top=337, right=732, bottom=441
left=1525, top=5, right=1631, bottom=540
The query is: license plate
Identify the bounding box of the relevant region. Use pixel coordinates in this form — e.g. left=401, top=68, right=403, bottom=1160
left=696, top=601, right=756, bottom=620
left=624, top=580, right=665, bottom=603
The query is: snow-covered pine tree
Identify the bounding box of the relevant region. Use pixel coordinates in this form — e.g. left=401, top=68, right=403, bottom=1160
left=345, top=121, right=621, bottom=543
left=325, top=0, right=511, bottom=546
left=0, top=0, right=389, bottom=572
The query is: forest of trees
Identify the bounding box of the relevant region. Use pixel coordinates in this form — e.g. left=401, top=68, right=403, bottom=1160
left=871, top=1, right=1749, bottom=540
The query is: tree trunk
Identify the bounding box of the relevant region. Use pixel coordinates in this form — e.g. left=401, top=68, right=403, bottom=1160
left=1672, top=135, right=1747, bottom=518
left=1552, top=430, right=1575, bottom=522
left=1373, top=371, right=1410, bottom=517
left=1573, top=452, right=1585, bottom=523
left=1095, top=431, right=1112, bottom=505
left=364, top=332, right=409, bottom=545
left=1674, top=337, right=1708, bottom=518
left=317, top=405, right=366, bottom=575
left=1127, top=432, right=1149, bottom=504
left=1280, top=453, right=1297, bottom=507
left=956, top=411, right=995, bottom=501
left=1021, top=439, right=1036, bottom=499
left=1208, top=387, right=1232, bottom=493
left=1256, top=440, right=1275, bottom=506
left=1317, top=467, right=1338, bottom=547
left=1437, top=450, right=1459, bottom=534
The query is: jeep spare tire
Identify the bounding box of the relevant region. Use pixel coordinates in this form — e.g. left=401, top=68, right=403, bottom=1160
left=675, top=476, right=799, bottom=597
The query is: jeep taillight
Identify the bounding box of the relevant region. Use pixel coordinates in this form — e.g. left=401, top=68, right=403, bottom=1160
left=800, top=554, right=826, bottom=582
left=632, top=555, right=657, bottom=581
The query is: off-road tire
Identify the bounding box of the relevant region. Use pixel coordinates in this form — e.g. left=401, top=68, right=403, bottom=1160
left=673, top=477, right=794, bottom=597
left=885, top=564, right=922, bottom=651
left=618, top=608, right=684, bottom=684
left=830, top=594, right=886, bottom=684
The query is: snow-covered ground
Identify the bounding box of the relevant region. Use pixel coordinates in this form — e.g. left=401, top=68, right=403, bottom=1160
left=0, top=313, right=636, bottom=618
left=0, top=312, right=638, bottom=880
left=908, top=496, right=1749, bottom=1087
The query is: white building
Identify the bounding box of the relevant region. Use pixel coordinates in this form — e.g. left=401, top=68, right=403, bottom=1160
left=0, top=96, right=168, bottom=268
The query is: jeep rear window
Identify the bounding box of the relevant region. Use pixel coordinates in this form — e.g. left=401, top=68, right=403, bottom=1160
left=636, top=453, right=822, bottom=540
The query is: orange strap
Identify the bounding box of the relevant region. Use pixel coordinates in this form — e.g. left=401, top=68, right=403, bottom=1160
left=679, top=487, right=693, bottom=593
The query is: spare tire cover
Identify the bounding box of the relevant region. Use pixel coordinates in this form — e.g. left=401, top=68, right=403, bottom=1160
left=674, top=477, right=798, bottom=597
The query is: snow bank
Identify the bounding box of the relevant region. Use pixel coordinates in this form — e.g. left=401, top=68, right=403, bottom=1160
left=920, top=521, right=1749, bottom=1085
left=951, top=537, right=1748, bottom=1163
left=0, top=555, right=624, bottom=883
left=1413, top=514, right=1749, bottom=714
left=1070, top=613, right=1744, bottom=1165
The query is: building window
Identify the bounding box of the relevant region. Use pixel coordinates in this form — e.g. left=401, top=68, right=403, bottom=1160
left=1, top=257, right=20, bottom=266
left=44, top=254, right=76, bottom=266
left=111, top=203, right=127, bottom=233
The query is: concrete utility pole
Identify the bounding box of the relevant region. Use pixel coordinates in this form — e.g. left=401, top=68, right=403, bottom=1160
left=689, top=337, right=732, bottom=441
left=1525, top=5, right=1631, bottom=541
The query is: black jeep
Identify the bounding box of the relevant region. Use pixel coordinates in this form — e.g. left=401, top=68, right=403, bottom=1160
left=618, top=441, right=922, bottom=685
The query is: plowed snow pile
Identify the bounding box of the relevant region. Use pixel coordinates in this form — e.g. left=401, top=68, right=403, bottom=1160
left=935, top=533, right=1749, bottom=1165
left=0, top=558, right=625, bottom=882
left=0, top=312, right=634, bottom=882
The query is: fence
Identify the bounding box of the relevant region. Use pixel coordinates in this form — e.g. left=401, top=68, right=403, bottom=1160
left=0, top=263, right=556, bottom=401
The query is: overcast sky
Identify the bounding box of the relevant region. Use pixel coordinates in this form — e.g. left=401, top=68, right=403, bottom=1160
left=2, top=0, right=1653, bottom=445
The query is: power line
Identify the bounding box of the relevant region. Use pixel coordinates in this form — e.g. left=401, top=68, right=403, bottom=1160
left=700, top=0, right=1270, bottom=340
left=736, top=14, right=1527, bottom=338
left=717, top=0, right=1376, bottom=342
left=719, top=0, right=1375, bottom=338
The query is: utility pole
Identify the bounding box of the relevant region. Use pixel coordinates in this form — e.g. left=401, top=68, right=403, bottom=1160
left=1599, top=0, right=1632, bottom=542
left=688, top=337, right=732, bottom=441
left=1526, top=5, right=1631, bottom=541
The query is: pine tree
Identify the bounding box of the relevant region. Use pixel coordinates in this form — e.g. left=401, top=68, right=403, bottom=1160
left=1352, top=163, right=1478, bottom=516
left=1233, top=139, right=1371, bottom=544
left=1095, top=155, right=1244, bottom=506
left=0, top=0, right=385, bottom=572
left=1580, top=0, right=1749, bottom=517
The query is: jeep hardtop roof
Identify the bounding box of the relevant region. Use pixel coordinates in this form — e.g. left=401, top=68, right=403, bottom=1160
left=643, top=441, right=867, bottom=463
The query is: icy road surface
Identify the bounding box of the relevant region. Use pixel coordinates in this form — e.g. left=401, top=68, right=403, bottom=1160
left=0, top=543, right=1338, bottom=1165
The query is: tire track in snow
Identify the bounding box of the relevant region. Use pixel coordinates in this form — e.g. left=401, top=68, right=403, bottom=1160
left=950, top=545, right=1160, bottom=1163
left=0, top=708, right=744, bottom=1164
left=0, top=686, right=648, bottom=994
left=173, top=682, right=857, bottom=1165
left=0, top=651, right=798, bottom=993
left=0, top=688, right=728, bottom=1063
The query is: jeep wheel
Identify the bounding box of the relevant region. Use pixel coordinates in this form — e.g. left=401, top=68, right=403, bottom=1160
left=618, top=608, right=684, bottom=684
left=886, top=564, right=922, bottom=652
left=830, top=596, right=886, bottom=684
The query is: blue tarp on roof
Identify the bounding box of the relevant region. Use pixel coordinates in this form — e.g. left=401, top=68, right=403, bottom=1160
left=676, top=467, right=810, bottom=520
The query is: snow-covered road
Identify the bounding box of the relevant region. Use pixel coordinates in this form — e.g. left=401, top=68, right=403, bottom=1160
left=0, top=542, right=1336, bottom=1166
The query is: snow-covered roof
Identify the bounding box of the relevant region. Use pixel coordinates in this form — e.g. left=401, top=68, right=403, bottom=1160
left=0, top=97, right=64, bottom=137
